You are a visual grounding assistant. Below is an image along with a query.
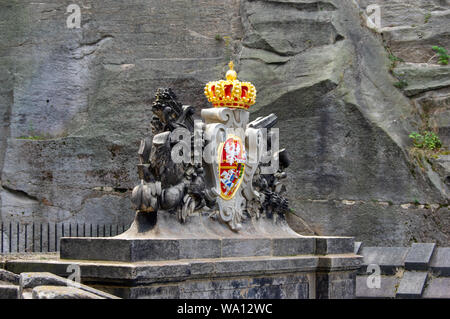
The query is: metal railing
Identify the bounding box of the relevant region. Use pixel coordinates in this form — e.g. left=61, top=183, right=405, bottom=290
left=0, top=222, right=130, bottom=254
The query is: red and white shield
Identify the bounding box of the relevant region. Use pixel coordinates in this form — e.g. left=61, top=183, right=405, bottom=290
left=218, top=136, right=246, bottom=200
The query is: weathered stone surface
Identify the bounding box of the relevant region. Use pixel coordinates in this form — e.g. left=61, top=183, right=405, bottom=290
left=20, top=272, right=67, bottom=289
left=211, top=256, right=315, bottom=277
left=315, top=236, right=354, bottom=255
left=422, top=277, right=450, bottom=298
left=275, top=0, right=449, bottom=244
left=6, top=257, right=358, bottom=299
left=0, top=268, right=19, bottom=285
left=5, top=251, right=360, bottom=298
left=356, top=275, right=399, bottom=299
left=1, top=137, right=136, bottom=229
left=221, top=239, right=272, bottom=258
left=32, top=286, right=104, bottom=299
left=125, top=285, right=181, bottom=299
left=178, top=239, right=222, bottom=260
left=285, top=213, right=315, bottom=236
left=432, top=156, right=450, bottom=186
left=0, top=0, right=241, bottom=232
left=360, top=247, right=410, bottom=275
left=430, top=247, right=450, bottom=276
left=354, top=242, right=363, bottom=254
left=179, top=274, right=310, bottom=299
left=396, top=271, right=428, bottom=298
left=359, top=0, right=449, bottom=27
left=404, top=243, right=436, bottom=270
left=61, top=236, right=324, bottom=262
left=412, top=87, right=450, bottom=146
left=19, top=272, right=119, bottom=299
left=357, top=0, right=450, bottom=205
left=6, top=260, right=137, bottom=282
left=0, top=284, right=20, bottom=299
left=359, top=0, right=450, bottom=63
left=316, top=271, right=356, bottom=299
left=419, top=159, right=450, bottom=203
left=59, top=237, right=157, bottom=262
left=113, top=273, right=312, bottom=299
left=293, top=201, right=450, bottom=246
left=357, top=243, right=450, bottom=299
left=0, top=0, right=449, bottom=247
left=317, top=254, right=362, bottom=272
left=393, top=63, right=450, bottom=96
left=6, top=256, right=319, bottom=284
left=272, top=237, right=315, bottom=256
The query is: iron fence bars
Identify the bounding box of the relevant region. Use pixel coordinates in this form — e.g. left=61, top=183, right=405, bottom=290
left=0, top=222, right=129, bottom=254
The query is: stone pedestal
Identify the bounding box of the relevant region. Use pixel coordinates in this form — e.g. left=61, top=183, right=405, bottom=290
left=6, top=251, right=360, bottom=299
left=5, top=212, right=362, bottom=299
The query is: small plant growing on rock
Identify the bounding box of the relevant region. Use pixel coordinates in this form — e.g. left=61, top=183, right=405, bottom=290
left=388, top=53, right=404, bottom=71
left=394, top=80, right=408, bottom=89
left=17, top=135, right=45, bottom=140
left=409, top=131, right=442, bottom=150
left=431, top=46, right=449, bottom=65
left=17, top=121, right=47, bottom=140
left=424, top=13, right=431, bottom=23
left=389, top=54, right=404, bottom=63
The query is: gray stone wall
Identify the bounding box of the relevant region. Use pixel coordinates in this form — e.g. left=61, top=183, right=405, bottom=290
left=117, top=273, right=313, bottom=299
left=0, top=0, right=449, bottom=246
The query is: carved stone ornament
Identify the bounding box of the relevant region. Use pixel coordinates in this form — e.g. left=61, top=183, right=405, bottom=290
left=130, top=62, right=290, bottom=231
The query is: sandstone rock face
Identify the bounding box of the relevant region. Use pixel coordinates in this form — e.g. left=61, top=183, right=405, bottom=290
left=0, top=0, right=449, bottom=246
left=0, top=0, right=242, bottom=232
left=361, top=0, right=450, bottom=64
left=393, top=63, right=450, bottom=97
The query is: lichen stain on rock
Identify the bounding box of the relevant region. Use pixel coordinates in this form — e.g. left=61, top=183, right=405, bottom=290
left=108, top=145, right=123, bottom=159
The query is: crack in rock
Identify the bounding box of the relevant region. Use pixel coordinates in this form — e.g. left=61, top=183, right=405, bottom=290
left=71, top=36, right=114, bottom=60
left=1, top=185, right=39, bottom=203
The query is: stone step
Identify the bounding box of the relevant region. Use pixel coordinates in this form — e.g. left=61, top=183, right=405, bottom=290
left=396, top=271, right=428, bottom=299
left=0, top=284, right=20, bottom=299
left=60, top=235, right=355, bottom=262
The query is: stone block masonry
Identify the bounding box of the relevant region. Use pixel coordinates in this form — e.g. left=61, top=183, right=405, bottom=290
left=356, top=242, right=450, bottom=298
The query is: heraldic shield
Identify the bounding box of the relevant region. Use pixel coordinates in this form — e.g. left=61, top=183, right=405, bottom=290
left=201, top=107, right=255, bottom=231
left=218, top=136, right=247, bottom=200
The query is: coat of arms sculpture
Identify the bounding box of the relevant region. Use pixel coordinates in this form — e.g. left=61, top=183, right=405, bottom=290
left=131, top=62, right=289, bottom=231
left=58, top=61, right=360, bottom=294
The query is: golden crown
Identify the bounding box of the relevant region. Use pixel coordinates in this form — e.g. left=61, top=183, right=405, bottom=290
left=204, top=61, right=256, bottom=110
